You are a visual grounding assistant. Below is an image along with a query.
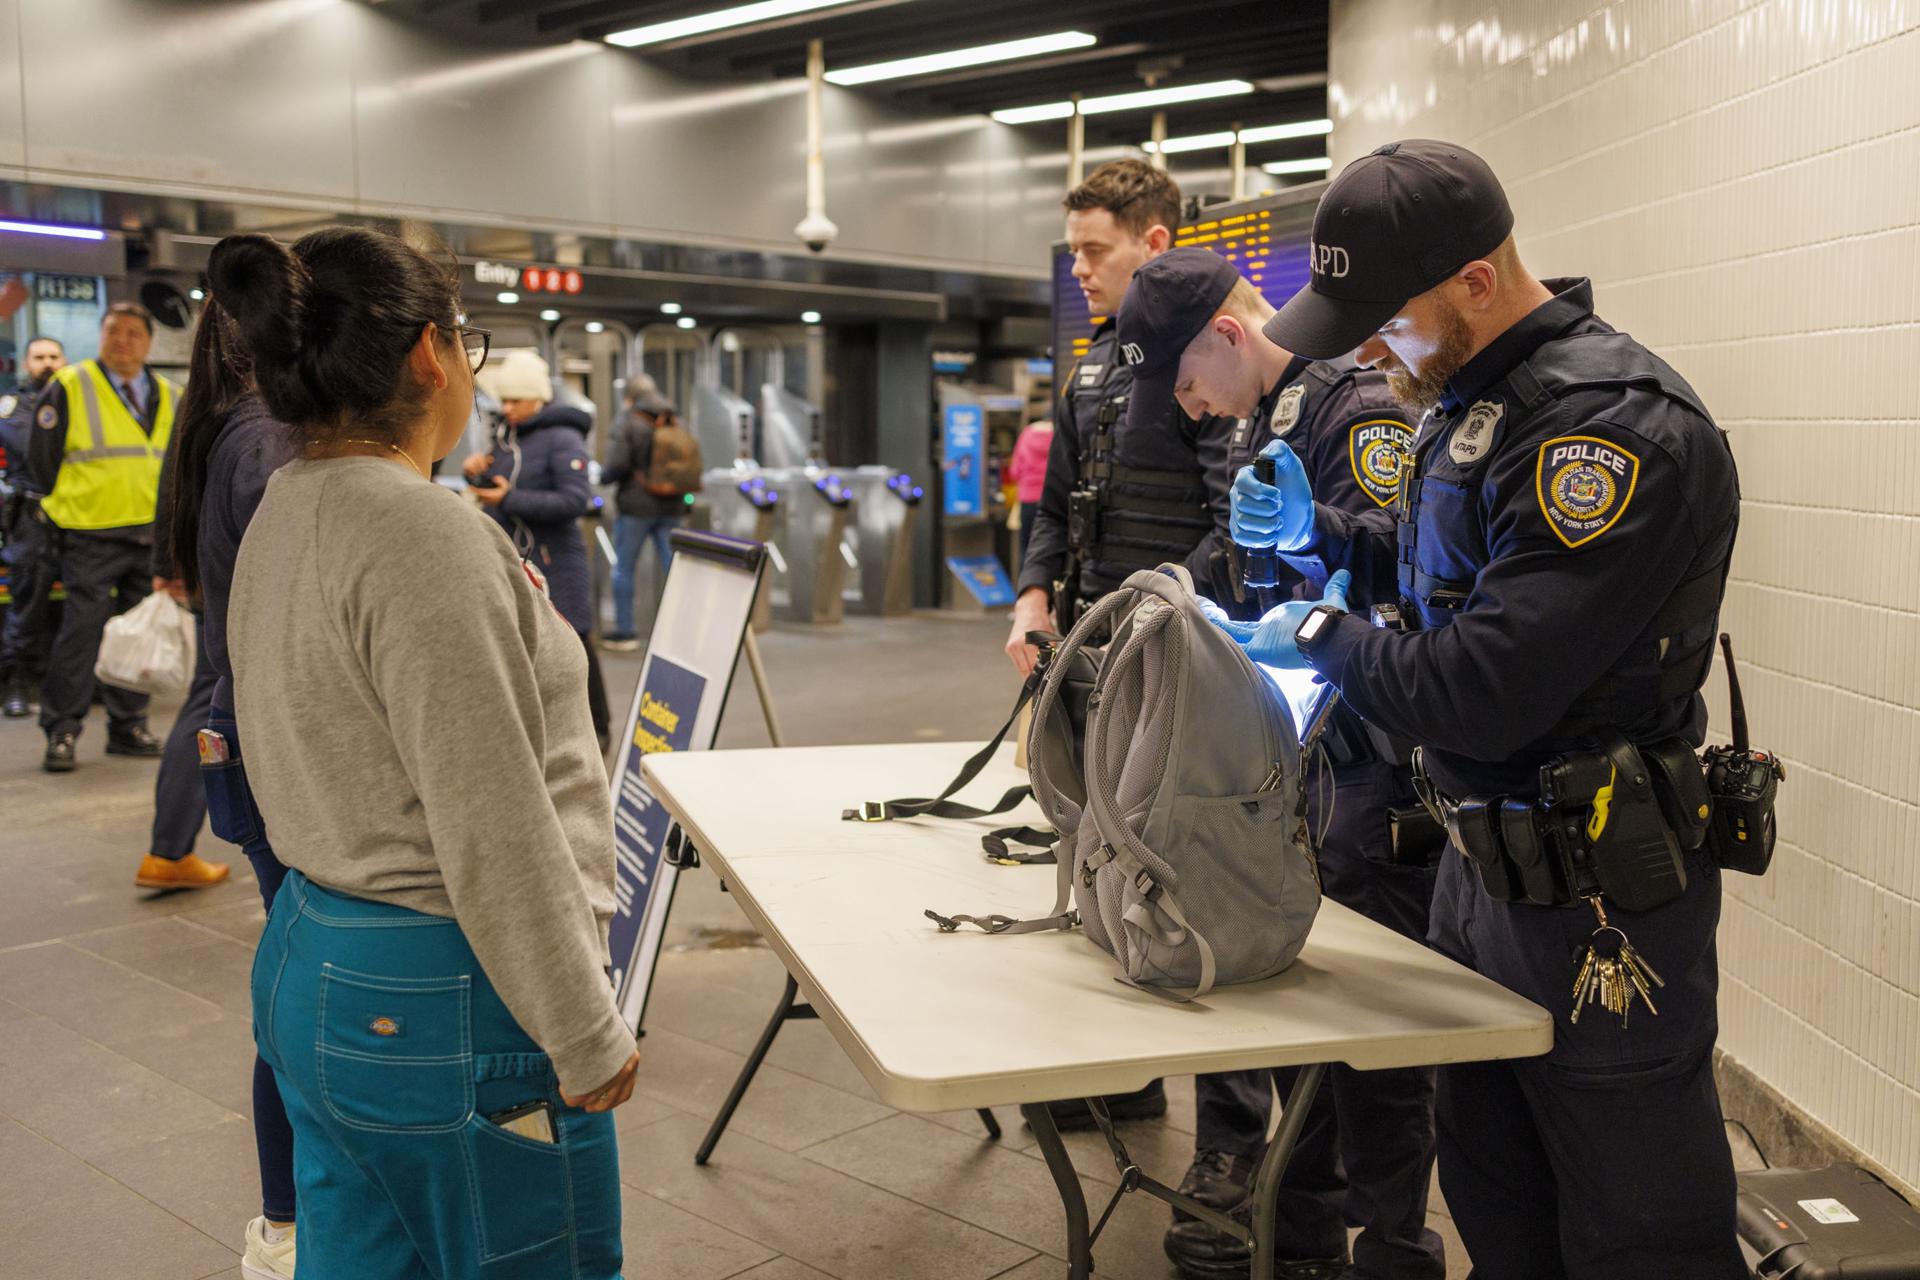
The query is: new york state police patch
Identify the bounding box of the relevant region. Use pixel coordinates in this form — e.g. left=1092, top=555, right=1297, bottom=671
left=1348, top=418, right=1414, bottom=508
left=1536, top=435, right=1639, bottom=548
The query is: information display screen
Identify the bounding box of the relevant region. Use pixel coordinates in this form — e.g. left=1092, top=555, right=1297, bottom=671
left=1048, top=182, right=1325, bottom=377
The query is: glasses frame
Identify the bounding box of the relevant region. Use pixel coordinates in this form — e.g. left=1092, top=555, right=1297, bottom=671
left=457, top=324, right=492, bottom=375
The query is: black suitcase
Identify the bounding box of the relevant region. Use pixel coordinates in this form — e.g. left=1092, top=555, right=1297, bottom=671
left=1737, top=1163, right=1920, bottom=1278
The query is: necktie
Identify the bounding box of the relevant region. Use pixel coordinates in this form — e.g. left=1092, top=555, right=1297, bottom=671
left=123, top=379, right=144, bottom=419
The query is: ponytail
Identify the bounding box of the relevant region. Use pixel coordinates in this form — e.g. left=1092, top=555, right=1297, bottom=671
left=167, top=299, right=255, bottom=599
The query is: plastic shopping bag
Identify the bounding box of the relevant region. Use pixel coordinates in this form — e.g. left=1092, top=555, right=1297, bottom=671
left=95, top=591, right=196, bottom=698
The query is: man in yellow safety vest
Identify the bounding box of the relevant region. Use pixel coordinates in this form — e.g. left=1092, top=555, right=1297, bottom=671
left=26, top=302, right=176, bottom=773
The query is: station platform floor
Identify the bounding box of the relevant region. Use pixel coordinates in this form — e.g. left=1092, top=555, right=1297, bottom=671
left=0, top=610, right=1761, bottom=1279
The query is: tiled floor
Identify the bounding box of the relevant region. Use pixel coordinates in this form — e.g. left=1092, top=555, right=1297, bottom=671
left=0, top=610, right=1755, bottom=1279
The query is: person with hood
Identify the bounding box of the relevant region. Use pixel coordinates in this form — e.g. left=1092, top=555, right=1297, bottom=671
left=464, top=350, right=610, bottom=750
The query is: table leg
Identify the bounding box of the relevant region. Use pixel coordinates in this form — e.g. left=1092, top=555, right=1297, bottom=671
left=1248, top=1061, right=1328, bottom=1280
left=696, top=973, right=803, bottom=1165
left=1021, top=1103, right=1094, bottom=1279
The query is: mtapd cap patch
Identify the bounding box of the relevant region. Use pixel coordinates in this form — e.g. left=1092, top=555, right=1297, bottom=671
left=1536, top=435, right=1639, bottom=548
left=1349, top=418, right=1414, bottom=508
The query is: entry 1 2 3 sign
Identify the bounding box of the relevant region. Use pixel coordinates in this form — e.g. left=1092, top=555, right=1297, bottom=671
left=608, top=655, right=707, bottom=994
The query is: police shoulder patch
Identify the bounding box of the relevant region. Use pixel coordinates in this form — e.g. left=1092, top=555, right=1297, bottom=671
left=1448, top=398, right=1502, bottom=465
left=1269, top=383, right=1306, bottom=438
left=36, top=403, right=58, bottom=430
left=0, top=394, right=16, bottom=418
left=1535, top=435, right=1640, bottom=548
left=1348, top=418, right=1414, bottom=508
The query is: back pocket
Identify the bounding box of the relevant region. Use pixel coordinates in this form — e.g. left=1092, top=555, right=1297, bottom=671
left=317, top=964, right=472, bottom=1133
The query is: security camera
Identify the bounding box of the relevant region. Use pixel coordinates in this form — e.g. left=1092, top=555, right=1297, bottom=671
left=795, top=211, right=839, bottom=254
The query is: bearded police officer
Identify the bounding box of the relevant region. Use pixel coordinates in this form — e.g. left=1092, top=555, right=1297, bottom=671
left=1230, top=141, right=1746, bottom=1279
left=1, top=335, right=66, bottom=717
left=1116, top=248, right=1444, bottom=1280
left=1006, top=159, right=1238, bottom=1131
left=27, top=303, right=175, bottom=771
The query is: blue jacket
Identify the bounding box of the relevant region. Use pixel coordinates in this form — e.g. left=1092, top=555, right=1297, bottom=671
left=476, top=402, right=595, bottom=633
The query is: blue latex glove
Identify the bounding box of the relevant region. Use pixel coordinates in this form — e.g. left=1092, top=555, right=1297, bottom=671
left=1230, top=439, right=1317, bottom=554
left=1196, top=594, right=1257, bottom=644
left=1241, top=571, right=1351, bottom=669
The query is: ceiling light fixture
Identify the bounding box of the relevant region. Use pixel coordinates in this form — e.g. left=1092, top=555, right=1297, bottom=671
left=1144, top=118, right=1333, bottom=153
left=540, top=309, right=561, bottom=321
left=0, top=219, right=107, bottom=241
left=584, top=320, right=606, bottom=333
left=993, top=79, right=1252, bottom=125
left=826, top=31, right=1094, bottom=86
left=676, top=316, right=698, bottom=329
left=801, top=310, right=822, bottom=324
left=1262, top=156, right=1334, bottom=175
left=659, top=302, right=683, bottom=315
left=496, top=291, right=519, bottom=304
left=606, top=0, right=874, bottom=49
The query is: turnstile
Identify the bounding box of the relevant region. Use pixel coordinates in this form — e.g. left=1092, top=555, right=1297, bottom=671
left=763, top=468, right=852, bottom=625
left=840, top=466, right=922, bottom=616
left=694, top=469, right=783, bottom=633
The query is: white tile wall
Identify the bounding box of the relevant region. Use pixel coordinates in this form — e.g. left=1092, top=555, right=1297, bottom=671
left=1330, top=0, right=1920, bottom=1191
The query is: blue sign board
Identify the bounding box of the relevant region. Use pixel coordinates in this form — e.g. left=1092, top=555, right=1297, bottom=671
left=608, top=655, right=706, bottom=995
left=943, top=403, right=985, bottom=518
left=947, top=555, right=1016, bottom=607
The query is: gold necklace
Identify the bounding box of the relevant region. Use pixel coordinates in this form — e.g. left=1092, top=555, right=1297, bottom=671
left=336, top=438, right=403, bottom=454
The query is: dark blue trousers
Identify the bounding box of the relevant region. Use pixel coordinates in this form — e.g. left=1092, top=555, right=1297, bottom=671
left=150, top=614, right=215, bottom=858
left=39, top=530, right=150, bottom=738
left=1, top=512, right=59, bottom=680
left=1193, top=759, right=1444, bottom=1279
left=1426, top=850, right=1747, bottom=1280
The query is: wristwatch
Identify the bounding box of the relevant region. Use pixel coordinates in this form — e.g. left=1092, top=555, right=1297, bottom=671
left=1294, top=602, right=1347, bottom=655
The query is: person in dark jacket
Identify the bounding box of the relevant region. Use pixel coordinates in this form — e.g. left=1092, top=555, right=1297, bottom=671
left=598, top=375, right=685, bottom=651
left=464, top=350, right=610, bottom=750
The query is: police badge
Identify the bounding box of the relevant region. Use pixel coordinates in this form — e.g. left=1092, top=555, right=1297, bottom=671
left=1348, top=417, right=1414, bottom=507
left=1449, top=398, right=1503, bottom=465
left=0, top=394, right=16, bottom=419
left=1269, top=384, right=1306, bottom=439
left=37, top=403, right=59, bottom=430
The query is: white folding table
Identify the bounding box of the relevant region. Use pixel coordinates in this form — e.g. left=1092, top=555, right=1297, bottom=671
left=643, top=741, right=1552, bottom=1280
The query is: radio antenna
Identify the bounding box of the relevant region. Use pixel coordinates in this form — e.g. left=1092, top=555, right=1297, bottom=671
left=1720, top=634, right=1749, bottom=753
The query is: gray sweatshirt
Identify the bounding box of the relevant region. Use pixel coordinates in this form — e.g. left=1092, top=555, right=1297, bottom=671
left=229, top=456, right=634, bottom=1095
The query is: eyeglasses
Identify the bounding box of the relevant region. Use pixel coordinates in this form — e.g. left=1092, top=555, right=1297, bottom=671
left=457, top=325, right=491, bottom=375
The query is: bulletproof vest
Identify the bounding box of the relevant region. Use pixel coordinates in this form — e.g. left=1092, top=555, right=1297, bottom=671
left=1396, top=329, right=1735, bottom=736
left=1066, top=326, right=1214, bottom=598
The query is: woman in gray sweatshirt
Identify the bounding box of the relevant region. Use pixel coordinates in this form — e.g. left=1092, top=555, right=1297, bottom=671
left=213, top=227, right=637, bottom=1279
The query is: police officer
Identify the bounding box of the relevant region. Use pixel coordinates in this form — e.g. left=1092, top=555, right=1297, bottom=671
left=0, top=334, right=67, bottom=717
left=1115, top=248, right=1443, bottom=1280
left=1231, top=141, right=1746, bottom=1279
left=27, top=303, right=176, bottom=771
left=1005, top=160, right=1237, bottom=1129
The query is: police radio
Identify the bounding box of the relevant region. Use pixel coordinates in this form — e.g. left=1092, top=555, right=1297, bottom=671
left=1701, top=634, right=1784, bottom=876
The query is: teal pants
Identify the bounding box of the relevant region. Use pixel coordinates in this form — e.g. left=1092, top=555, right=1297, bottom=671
left=253, top=870, right=623, bottom=1278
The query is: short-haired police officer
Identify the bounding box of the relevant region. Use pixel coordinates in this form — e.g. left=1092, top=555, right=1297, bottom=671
left=1116, top=248, right=1445, bottom=1280
left=1231, top=141, right=1747, bottom=1278
left=1, top=335, right=67, bottom=717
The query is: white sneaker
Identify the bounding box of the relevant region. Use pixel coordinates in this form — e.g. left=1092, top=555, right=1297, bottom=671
left=242, top=1216, right=296, bottom=1280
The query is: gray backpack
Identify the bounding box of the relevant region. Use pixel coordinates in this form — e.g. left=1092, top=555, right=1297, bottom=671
left=929, top=565, right=1322, bottom=1001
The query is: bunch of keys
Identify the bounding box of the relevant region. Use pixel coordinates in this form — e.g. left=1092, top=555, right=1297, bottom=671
left=1570, top=896, right=1665, bottom=1026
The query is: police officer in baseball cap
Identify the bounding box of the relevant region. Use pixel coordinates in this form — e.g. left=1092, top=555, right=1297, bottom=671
left=1232, top=140, right=1748, bottom=1278
left=1119, top=250, right=1446, bottom=1280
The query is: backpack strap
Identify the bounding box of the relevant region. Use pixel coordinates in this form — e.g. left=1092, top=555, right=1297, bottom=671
left=981, top=825, right=1057, bottom=865
left=925, top=827, right=1080, bottom=935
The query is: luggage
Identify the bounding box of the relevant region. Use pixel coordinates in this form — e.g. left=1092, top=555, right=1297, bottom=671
left=931, top=564, right=1322, bottom=1001
left=1737, top=1163, right=1920, bottom=1279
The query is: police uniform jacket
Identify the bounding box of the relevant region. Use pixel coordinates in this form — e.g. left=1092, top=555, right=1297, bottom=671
left=1016, top=319, right=1236, bottom=606
left=1208, top=354, right=1413, bottom=618
left=0, top=385, right=38, bottom=486
left=1287, top=279, right=1739, bottom=801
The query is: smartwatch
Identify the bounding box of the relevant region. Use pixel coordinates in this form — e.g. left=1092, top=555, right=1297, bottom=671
left=1294, top=602, right=1346, bottom=655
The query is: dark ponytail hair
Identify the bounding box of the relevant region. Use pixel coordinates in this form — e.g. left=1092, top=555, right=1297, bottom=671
left=166, top=298, right=255, bottom=599
left=206, top=226, right=463, bottom=450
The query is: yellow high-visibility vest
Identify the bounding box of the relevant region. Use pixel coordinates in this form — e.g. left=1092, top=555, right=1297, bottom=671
left=39, top=360, right=175, bottom=532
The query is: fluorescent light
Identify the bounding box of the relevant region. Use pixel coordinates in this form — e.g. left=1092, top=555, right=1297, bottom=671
left=606, top=0, right=868, bottom=48
left=993, top=79, right=1252, bottom=125
left=585, top=320, right=606, bottom=333
left=801, top=310, right=822, bottom=324
left=1145, top=118, right=1334, bottom=153
left=189, top=288, right=206, bottom=301
left=827, top=31, right=1094, bottom=86
left=676, top=316, right=697, bottom=329
left=540, top=308, right=561, bottom=321
left=0, top=219, right=106, bottom=241
left=496, top=291, right=520, bottom=304
left=659, top=302, right=683, bottom=315
left=1263, top=156, right=1333, bottom=175
left=1239, top=118, right=1331, bottom=143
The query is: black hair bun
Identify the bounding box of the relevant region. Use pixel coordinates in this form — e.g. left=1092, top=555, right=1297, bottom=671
left=206, top=233, right=307, bottom=365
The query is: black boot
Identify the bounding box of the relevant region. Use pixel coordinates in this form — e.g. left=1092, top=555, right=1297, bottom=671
left=1041, top=1078, right=1167, bottom=1131
left=1170, top=1148, right=1257, bottom=1223
left=1164, top=1190, right=1349, bottom=1280
left=43, top=731, right=77, bottom=772
left=1, top=678, right=27, bottom=719
left=106, top=724, right=163, bottom=757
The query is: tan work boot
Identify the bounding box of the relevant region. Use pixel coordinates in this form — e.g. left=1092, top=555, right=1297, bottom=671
left=135, top=853, right=231, bottom=890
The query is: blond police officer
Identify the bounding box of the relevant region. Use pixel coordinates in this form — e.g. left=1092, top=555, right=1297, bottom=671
left=26, top=302, right=176, bottom=772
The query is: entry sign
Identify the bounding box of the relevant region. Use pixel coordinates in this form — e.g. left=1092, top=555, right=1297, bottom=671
left=607, top=529, right=766, bottom=1033
left=943, top=403, right=985, bottom=518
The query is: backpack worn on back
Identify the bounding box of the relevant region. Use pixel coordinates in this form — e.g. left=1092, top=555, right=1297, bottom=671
left=644, top=416, right=705, bottom=498
left=930, top=565, right=1322, bottom=1001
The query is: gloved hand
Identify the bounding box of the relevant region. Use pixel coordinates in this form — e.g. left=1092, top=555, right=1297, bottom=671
left=1196, top=594, right=1257, bottom=644
left=1230, top=439, right=1317, bottom=554
left=1241, top=571, right=1350, bottom=669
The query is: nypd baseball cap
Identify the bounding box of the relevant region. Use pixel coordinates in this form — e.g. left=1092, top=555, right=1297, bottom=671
left=1114, top=247, right=1242, bottom=427
left=1262, top=139, right=1515, bottom=359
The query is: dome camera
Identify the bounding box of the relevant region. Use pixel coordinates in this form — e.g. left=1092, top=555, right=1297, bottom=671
left=795, top=211, right=839, bottom=254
